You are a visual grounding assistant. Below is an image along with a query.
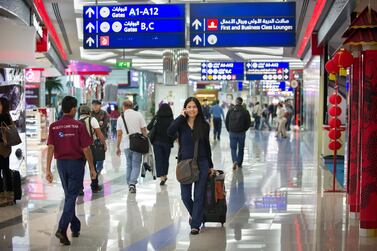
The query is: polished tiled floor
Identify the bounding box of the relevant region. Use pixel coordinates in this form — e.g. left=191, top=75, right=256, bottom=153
left=1, top=129, right=377, bottom=250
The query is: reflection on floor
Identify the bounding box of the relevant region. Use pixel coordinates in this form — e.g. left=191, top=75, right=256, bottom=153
left=1, top=129, right=376, bottom=250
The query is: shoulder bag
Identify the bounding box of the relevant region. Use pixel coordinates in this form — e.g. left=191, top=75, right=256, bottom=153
left=176, top=140, right=199, bottom=184
left=121, top=113, right=149, bottom=154
left=1, top=122, right=21, bottom=146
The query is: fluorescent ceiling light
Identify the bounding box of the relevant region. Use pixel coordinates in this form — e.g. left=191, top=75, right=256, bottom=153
left=138, top=66, right=163, bottom=70
left=132, top=58, right=163, bottom=63
left=105, top=59, right=116, bottom=65
left=189, top=75, right=202, bottom=81
left=74, top=0, right=117, bottom=12
left=80, top=47, right=116, bottom=61
left=236, top=53, right=283, bottom=60
left=231, top=47, right=284, bottom=56
left=237, top=53, right=303, bottom=63
left=76, top=18, right=83, bottom=41
left=189, top=67, right=201, bottom=72
left=190, top=54, right=231, bottom=60
left=137, top=50, right=164, bottom=56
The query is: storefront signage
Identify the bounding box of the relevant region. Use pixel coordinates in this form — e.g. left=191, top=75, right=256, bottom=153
left=25, top=84, right=40, bottom=107
left=201, top=62, right=244, bottom=81
left=83, top=4, right=185, bottom=49
left=246, top=62, right=290, bottom=81
left=190, top=2, right=295, bottom=47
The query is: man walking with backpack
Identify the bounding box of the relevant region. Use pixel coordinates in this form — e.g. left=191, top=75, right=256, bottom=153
left=79, top=105, right=107, bottom=194
left=225, top=97, right=251, bottom=170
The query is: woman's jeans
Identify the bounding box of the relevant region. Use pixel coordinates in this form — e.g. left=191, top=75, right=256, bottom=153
left=180, top=158, right=209, bottom=229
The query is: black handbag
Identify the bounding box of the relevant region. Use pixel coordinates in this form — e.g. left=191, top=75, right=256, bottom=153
left=121, top=113, right=149, bottom=154
left=176, top=140, right=199, bottom=184
left=84, top=117, right=106, bottom=161
left=147, top=117, right=157, bottom=143
left=1, top=122, right=21, bottom=146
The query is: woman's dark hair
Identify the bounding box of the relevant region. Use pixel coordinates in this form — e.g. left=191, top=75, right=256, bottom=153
left=157, top=103, right=173, bottom=117
left=183, top=97, right=208, bottom=140
left=62, top=96, right=78, bottom=113
left=0, top=97, right=10, bottom=114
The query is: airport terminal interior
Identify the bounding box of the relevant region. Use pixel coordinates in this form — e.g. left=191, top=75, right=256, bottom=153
left=1, top=0, right=377, bottom=250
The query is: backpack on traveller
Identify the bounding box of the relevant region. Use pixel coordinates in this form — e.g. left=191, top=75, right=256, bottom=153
left=228, top=107, right=246, bottom=132
left=80, top=116, right=106, bottom=161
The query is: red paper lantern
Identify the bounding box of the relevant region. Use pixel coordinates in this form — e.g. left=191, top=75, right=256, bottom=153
left=333, top=52, right=340, bottom=65
left=329, top=93, right=342, bottom=105
left=329, top=140, right=342, bottom=151
left=337, top=48, right=354, bottom=68
left=329, top=106, right=342, bottom=116
left=325, top=59, right=339, bottom=74
left=328, top=129, right=341, bottom=140
left=329, top=118, right=341, bottom=128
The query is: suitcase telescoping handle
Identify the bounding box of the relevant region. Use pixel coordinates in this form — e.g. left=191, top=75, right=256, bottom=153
left=208, top=175, right=217, bottom=209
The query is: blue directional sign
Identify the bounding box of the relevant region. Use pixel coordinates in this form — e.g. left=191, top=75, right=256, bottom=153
left=83, top=4, right=185, bottom=49
left=201, top=62, right=244, bottom=81
left=190, top=2, right=295, bottom=47
left=245, top=62, right=290, bottom=81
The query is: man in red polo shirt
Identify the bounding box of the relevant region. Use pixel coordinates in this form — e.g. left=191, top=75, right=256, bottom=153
left=45, top=96, right=96, bottom=246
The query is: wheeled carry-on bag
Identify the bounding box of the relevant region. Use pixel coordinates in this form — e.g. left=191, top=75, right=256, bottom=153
left=11, top=169, right=22, bottom=202
left=203, top=170, right=227, bottom=226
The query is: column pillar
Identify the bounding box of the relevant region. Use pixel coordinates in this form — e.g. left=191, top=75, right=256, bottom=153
left=347, top=53, right=360, bottom=214
left=163, top=50, right=175, bottom=85
left=359, top=50, right=377, bottom=237
left=176, top=49, right=189, bottom=85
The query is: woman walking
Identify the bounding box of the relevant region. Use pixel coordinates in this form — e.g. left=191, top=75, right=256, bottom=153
left=0, top=97, right=14, bottom=206
left=276, top=102, right=287, bottom=138
left=167, top=97, right=214, bottom=235
left=147, top=103, right=174, bottom=185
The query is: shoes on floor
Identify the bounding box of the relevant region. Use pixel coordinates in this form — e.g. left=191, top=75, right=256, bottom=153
left=129, top=184, right=136, bottom=193
left=92, top=185, right=103, bottom=193
left=233, top=162, right=238, bottom=170
left=55, top=229, right=70, bottom=246
left=160, top=177, right=168, bottom=186
left=71, top=232, right=80, bottom=238
left=190, top=228, right=200, bottom=235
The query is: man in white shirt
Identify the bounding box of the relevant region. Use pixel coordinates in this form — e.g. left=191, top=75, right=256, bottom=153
left=79, top=105, right=107, bottom=194
left=116, top=100, right=147, bottom=193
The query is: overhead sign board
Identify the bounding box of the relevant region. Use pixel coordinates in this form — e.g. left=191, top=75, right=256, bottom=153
left=83, top=4, right=185, bottom=49
left=201, top=62, right=244, bottom=81
left=190, top=2, right=295, bottom=47
left=246, top=62, right=290, bottom=81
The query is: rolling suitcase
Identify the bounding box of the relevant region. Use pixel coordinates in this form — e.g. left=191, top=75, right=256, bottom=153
left=203, top=170, right=227, bottom=226
left=10, top=169, right=22, bottom=202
